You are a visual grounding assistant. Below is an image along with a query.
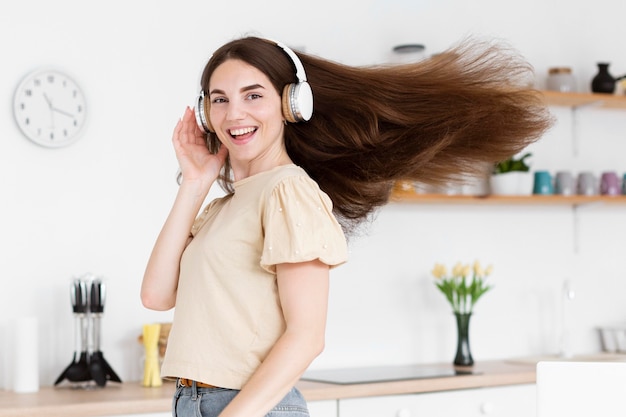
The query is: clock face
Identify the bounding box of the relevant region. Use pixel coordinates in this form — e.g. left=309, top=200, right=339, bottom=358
left=13, top=68, right=87, bottom=148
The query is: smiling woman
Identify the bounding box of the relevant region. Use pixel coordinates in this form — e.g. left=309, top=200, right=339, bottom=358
left=141, top=35, right=551, bottom=417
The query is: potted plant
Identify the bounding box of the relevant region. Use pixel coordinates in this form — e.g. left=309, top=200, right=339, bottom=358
left=490, top=152, right=533, bottom=195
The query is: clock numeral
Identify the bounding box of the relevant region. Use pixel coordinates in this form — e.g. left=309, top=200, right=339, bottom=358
left=33, top=79, right=41, bottom=87
left=25, top=89, right=32, bottom=97
left=63, top=129, right=69, bottom=137
left=25, top=117, right=30, bottom=126
left=47, top=74, right=55, bottom=84
left=77, top=105, right=83, bottom=113
left=50, top=132, right=54, bottom=140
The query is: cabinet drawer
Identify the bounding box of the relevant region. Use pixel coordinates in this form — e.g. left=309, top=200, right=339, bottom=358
left=339, top=384, right=535, bottom=417
left=308, top=399, right=338, bottom=417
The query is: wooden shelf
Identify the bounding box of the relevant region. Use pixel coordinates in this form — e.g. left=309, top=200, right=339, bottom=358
left=390, top=190, right=626, bottom=205
left=541, top=90, right=626, bottom=110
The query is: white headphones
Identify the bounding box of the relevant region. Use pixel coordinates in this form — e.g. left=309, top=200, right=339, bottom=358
left=194, top=39, right=313, bottom=133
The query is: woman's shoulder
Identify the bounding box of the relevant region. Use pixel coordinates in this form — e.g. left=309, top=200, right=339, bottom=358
left=249, top=164, right=319, bottom=193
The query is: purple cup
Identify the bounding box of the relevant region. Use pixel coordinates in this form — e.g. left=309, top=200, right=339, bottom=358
left=600, top=171, right=620, bottom=196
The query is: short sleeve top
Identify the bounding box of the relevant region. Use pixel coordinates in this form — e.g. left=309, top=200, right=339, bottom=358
left=160, top=164, right=348, bottom=389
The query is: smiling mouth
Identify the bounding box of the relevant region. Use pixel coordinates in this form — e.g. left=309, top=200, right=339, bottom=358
left=229, top=127, right=257, bottom=139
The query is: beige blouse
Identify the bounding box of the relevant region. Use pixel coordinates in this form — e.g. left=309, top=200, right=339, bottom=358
left=160, top=164, right=348, bottom=389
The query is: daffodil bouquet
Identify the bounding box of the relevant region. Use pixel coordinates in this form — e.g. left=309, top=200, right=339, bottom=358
left=431, top=261, right=493, bottom=314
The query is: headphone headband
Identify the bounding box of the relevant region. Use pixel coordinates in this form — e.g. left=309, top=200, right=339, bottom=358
left=271, top=40, right=308, bottom=83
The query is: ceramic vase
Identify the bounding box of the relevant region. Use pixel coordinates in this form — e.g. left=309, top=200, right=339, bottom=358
left=454, top=312, right=474, bottom=366
left=591, top=63, right=615, bottom=94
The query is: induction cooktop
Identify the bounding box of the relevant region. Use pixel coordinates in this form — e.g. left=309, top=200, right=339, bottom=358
left=302, top=364, right=477, bottom=385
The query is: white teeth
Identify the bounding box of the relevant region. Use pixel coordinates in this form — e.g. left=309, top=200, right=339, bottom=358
left=229, top=127, right=256, bottom=136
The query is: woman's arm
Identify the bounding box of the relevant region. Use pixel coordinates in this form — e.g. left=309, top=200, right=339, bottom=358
left=219, top=259, right=330, bottom=417
left=141, top=107, right=227, bottom=311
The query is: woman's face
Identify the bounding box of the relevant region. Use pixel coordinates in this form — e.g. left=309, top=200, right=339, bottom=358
left=208, top=59, right=288, bottom=175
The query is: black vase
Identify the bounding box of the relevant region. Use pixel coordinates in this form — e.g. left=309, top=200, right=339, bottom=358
left=591, top=63, right=615, bottom=94
left=454, top=312, right=474, bottom=366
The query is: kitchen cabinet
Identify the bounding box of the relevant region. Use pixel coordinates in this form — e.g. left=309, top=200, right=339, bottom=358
left=102, top=402, right=339, bottom=417
left=339, top=384, right=535, bottom=417
left=102, top=403, right=338, bottom=417
left=102, top=414, right=170, bottom=417
left=97, top=401, right=337, bottom=417
left=308, top=400, right=338, bottom=417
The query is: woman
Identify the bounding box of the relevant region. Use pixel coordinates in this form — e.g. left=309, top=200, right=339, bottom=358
left=142, top=37, right=551, bottom=417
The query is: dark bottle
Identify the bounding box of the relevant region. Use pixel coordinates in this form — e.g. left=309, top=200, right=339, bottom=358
left=591, top=63, right=615, bottom=94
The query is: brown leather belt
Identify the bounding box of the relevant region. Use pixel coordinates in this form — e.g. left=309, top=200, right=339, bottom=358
left=178, top=378, right=217, bottom=388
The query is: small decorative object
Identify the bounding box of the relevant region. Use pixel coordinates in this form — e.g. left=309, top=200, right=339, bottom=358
left=591, top=63, right=616, bottom=94
left=490, top=152, right=533, bottom=195
left=391, top=44, right=426, bottom=63
left=142, top=323, right=162, bottom=387
left=533, top=170, right=554, bottom=195
left=547, top=67, right=576, bottom=92
left=432, top=261, right=494, bottom=366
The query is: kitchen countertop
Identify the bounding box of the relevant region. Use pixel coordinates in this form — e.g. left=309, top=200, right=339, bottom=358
left=0, top=360, right=536, bottom=417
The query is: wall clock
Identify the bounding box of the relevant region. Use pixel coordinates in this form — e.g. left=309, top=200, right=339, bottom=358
left=13, top=68, right=87, bottom=148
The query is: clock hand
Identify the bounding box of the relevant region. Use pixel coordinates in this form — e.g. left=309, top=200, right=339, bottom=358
left=51, top=106, right=75, bottom=118
left=43, top=93, right=53, bottom=108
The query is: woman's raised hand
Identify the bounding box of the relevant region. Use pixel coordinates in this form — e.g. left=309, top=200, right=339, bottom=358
left=172, top=107, right=228, bottom=185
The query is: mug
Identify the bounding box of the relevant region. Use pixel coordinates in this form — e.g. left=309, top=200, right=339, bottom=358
left=600, top=171, right=620, bottom=196
left=577, top=172, right=597, bottom=195
left=533, top=171, right=553, bottom=195
left=554, top=171, right=575, bottom=196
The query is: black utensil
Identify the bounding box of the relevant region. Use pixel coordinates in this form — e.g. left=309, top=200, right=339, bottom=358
left=54, top=279, right=90, bottom=385
left=88, top=278, right=121, bottom=386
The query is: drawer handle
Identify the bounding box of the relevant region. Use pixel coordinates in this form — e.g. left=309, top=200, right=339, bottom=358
left=397, top=408, right=412, bottom=417
left=480, top=401, right=495, bottom=415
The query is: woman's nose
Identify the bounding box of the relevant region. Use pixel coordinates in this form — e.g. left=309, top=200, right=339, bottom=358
left=226, top=101, right=245, bottom=121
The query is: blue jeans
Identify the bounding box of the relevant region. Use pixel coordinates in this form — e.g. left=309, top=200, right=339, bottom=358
left=172, top=381, right=310, bottom=417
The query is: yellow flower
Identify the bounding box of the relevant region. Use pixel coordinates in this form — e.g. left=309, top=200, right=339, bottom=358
left=431, top=260, right=494, bottom=314
left=473, top=260, right=484, bottom=277
left=462, top=264, right=471, bottom=277
left=452, top=262, right=465, bottom=277
left=431, top=263, right=447, bottom=279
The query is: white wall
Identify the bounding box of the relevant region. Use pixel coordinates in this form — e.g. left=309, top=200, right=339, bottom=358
left=1, top=0, right=626, bottom=388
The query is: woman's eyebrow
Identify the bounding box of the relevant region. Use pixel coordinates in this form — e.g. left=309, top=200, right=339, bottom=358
left=209, top=84, right=266, bottom=95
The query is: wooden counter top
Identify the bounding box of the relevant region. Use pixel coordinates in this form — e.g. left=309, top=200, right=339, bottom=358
left=298, top=360, right=536, bottom=401
left=0, top=360, right=535, bottom=417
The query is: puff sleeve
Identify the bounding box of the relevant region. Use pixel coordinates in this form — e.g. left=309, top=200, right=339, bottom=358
left=260, top=175, right=348, bottom=273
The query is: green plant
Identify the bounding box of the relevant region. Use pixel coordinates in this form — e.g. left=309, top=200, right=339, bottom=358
left=431, top=261, right=493, bottom=314
left=493, top=152, right=532, bottom=174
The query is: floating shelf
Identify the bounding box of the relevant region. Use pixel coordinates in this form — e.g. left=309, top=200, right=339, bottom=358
left=390, top=190, right=626, bottom=206
left=541, top=90, right=626, bottom=110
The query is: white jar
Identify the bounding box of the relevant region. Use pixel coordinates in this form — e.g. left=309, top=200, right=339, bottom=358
left=547, top=67, right=576, bottom=92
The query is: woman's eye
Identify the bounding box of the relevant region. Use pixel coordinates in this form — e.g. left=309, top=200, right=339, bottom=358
left=212, top=97, right=227, bottom=104
left=247, top=93, right=262, bottom=100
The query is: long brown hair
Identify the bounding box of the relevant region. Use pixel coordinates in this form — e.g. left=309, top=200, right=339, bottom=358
left=200, top=37, right=552, bottom=232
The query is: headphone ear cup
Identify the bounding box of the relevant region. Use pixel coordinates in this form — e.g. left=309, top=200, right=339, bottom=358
left=282, top=84, right=297, bottom=123
left=282, top=81, right=313, bottom=123
left=194, top=92, right=214, bottom=133
left=203, top=96, right=214, bottom=132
